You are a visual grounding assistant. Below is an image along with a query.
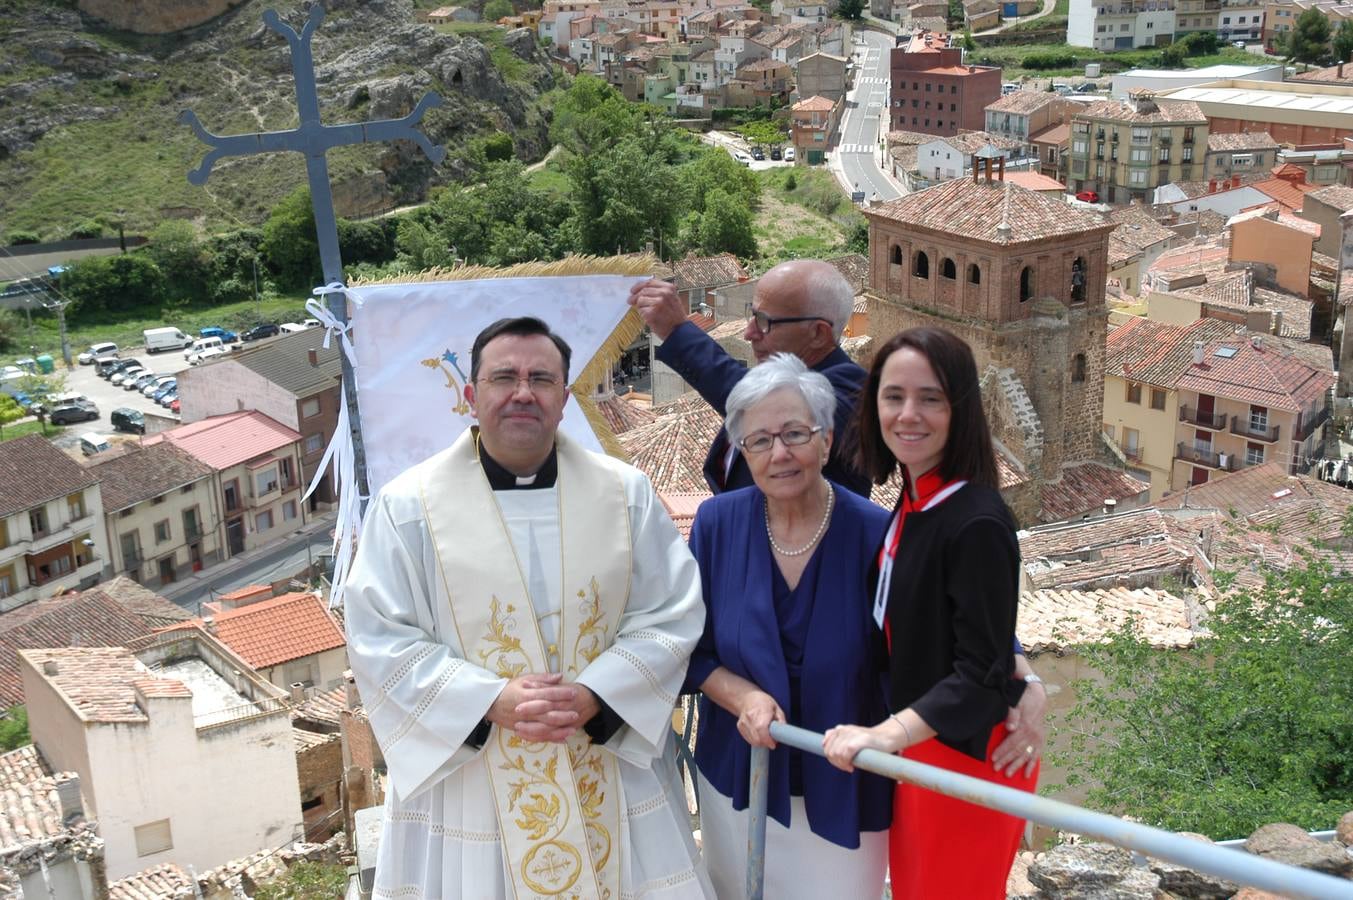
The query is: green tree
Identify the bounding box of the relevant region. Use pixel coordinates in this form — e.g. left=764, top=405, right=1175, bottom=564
left=694, top=188, right=758, bottom=258
left=837, top=0, right=865, bottom=19
left=737, top=119, right=787, bottom=149
left=684, top=148, right=760, bottom=216
left=566, top=138, right=680, bottom=255
left=253, top=862, right=349, bottom=900
left=1062, top=548, right=1353, bottom=839
left=483, top=0, right=514, bottom=21
left=0, top=310, right=24, bottom=353
left=1287, top=7, right=1333, bottom=63
left=1333, top=18, right=1353, bottom=62
left=962, top=28, right=977, bottom=52
left=0, top=707, right=28, bottom=752
left=261, top=187, right=321, bottom=291
left=549, top=75, right=642, bottom=156
left=1159, top=42, right=1186, bottom=68
left=60, top=254, right=165, bottom=319
left=18, top=371, right=69, bottom=434
left=146, top=220, right=209, bottom=303
left=0, top=397, right=25, bottom=438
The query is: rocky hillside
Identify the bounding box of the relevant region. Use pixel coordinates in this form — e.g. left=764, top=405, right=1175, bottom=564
left=0, top=0, right=557, bottom=239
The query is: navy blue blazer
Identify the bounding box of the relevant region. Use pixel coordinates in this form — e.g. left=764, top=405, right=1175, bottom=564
left=654, top=321, right=871, bottom=497
left=685, top=483, right=893, bottom=849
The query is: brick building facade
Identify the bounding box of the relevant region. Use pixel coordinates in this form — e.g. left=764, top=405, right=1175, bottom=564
left=889, top=30, right=1000, bottom=136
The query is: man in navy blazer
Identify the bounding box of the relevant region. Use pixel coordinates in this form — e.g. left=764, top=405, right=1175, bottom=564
left=629, top=259, right=872, bottom=497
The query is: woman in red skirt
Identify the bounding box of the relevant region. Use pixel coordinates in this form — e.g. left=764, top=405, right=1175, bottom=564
left=824, top=327, right=1038, bottom=898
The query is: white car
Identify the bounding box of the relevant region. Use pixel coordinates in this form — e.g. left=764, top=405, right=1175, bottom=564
left=110, top=366, right=146, bottom=386
left=732, top=150, right=752, bottom=166
left=143, top=375, right=175, bottom=397
left=188, top=346, right=228, bottom=366
left=784, top=147, right=796, bottom=161
left=77, top=342, right=119, bottom=365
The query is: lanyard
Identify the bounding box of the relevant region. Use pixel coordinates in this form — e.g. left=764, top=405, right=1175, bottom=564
left=872, top=480, right=966, bottom=629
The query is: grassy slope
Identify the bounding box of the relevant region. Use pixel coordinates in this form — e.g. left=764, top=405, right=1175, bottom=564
left=751, top=168, right=861, bottom=270
left=980, top=43, right=1261, bottom=79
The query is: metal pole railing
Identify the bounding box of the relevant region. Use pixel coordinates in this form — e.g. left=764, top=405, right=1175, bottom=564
left=742, top=722, right=1353, bottom=900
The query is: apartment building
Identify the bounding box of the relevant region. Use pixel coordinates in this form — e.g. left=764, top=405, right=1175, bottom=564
left=89, top=442, right=222, bottom=590
left=0, top=435, right=108, bottom=612
left=984, top=91, right=1067, bottom=156
left=889, top=29, right=1001, bottom=136
left=1204, top=131, right=1279, bottom=181
left=1263, top=0, right=1353, bottom=51
left=791, top=94, right=840, bottom=163
left=795, top=50, right=847, bottom=102
left=1217, top=0, right=1266, bottom=39
left=1172, top=335, right=1334, bottom=489
left=143, top=411, right=307, bottom=559
left=1068, top=0, right=1176, bottom=49
left=1067, top=91, right=1207, bottom=204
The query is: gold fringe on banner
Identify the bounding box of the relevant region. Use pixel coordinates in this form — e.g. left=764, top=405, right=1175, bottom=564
left=352, top=254, right=662, bottom=464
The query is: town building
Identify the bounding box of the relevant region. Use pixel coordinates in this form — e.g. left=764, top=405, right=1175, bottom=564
left=1263, top=0, right=1353, bottom=52
left=1274, top=145, right=1353, bottom=187
left=1299, top=177, right=1353, bottom=253
left=794, top=50, right=847, bottom=102
left=909, top=131, right=1023, bottom=190
left=1108, top=63, right=1281, bottom=97
left=1066, top=0, right=1177, bottom=50
left=862, top=172, right=1149, bottom=522
left=984, top=91, right=1067, bottom=157
left=1172, top=335, right=1334, bottom=489
left=1288, top=60, right=1353, bottom=87
left=87, top=442, right=220, bottom=589
left=1159, top=79, right=1353, bottom=146
left=176, top=329, right=343, bottom=510
left=1204, top=131, right=1279, bottom=181
left=790, top=94, right=840, bottom=163
left=888, top=29, right=1001, bottom=136
left=1030, top=122, right=1070, bottom=180
left=1067, top=92, right=1208, bottom=206
left=143, top=411, right=307, bottom=559
left=1104, top=203, right=1179, bottom=295
left=0, top=435, right=108, bottom=611
left=0, top=747, right=102, bottom=899
left=20, top=630, right=302, bottom=879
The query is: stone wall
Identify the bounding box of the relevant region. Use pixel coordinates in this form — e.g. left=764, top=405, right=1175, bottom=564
left=78, top=0, right=247, bottom=34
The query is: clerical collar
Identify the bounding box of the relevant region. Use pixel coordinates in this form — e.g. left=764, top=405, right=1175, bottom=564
left=479, top=442, right=558, bottom=490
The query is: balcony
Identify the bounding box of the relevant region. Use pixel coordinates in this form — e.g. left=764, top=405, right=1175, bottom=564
left=1179, top=405, right=1227, bottom=429
left=1158, top=134, right=1172, bottom=145
left=1096, top=129, right=1106, bottom=140
left=1177, top=442, right=1242, bottom=472
left=185, top=524, right=203, bottom=541
left=1294, top=407, right=1330, bottom=443
left=1230, top=416, right=1280, bottom=443
left=1182, top=133, right=1195, bottom=145
left=125, top=551, right=143, bottom=571
left=1111, top=132, right=1119, bottom=142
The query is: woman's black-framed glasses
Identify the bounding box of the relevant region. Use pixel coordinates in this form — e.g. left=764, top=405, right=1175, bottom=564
left=738, top=425, right=823, bottom=454
left=749, top=310, right=832, bottom=335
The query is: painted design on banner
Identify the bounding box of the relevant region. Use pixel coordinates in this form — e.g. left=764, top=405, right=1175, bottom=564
left=421, top=348, right=473, bottom=417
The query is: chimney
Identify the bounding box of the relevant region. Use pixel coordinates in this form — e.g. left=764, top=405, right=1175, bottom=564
left=1192, top=340, right=1205, bottom=365
left=290, top=682, right=307, bottom=703
left=1341, top=62, right=1346, bottom=78
left=55, top=776, right=83, bottom=823
left=1207, top=178, right=1218, bottom=193
left=1230, top=174, right=1240, bottom=188
left=42, top=660, right=58, bottom=677
left=1251, top=334, right=1263, bottom=350
left=1103, top=497, right=1117, bottom=516
left=344, top=670, right=361, bottom=710
left=307, top=348, right=319, bottom=367
left=202, top=615, right=216, bottom=635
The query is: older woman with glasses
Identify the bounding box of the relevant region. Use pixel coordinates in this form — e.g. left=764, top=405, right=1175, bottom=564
left=684, top=353, right=893, bottom=899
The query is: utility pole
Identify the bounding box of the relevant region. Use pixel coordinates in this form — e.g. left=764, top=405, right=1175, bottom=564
left=117, top=209, right=127, bottom=254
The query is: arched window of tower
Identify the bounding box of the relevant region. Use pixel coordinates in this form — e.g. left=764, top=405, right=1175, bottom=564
left=1019, top=266, right=1033, bottom=303
left=940, top=258, right=956, bottom=280
left=1071, top=257, right=1087, bottom=304
left=967, top=263, right=981, bottom=285
left=891, top=245, right=903, bottom=266
left=914, top=251, right=930, bottom=279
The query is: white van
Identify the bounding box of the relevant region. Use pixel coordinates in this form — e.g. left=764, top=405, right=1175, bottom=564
left=144, top=326, right=192, bottom=353
left=79, top=433, right=112, bottom=456
left=184, top=336, right=224, bottom=361
left=278, top=322, right=308, bottom=334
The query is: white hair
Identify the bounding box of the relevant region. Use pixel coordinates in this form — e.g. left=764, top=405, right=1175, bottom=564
left=725, top=353, right=837, bottom=446
left=800, top=265, right=856, bottom=340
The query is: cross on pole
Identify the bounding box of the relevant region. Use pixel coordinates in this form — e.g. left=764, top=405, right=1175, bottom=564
left=179, top=4, right=446, bottom=504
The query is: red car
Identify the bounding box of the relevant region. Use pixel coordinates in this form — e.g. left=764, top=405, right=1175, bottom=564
left=170, top=398, right=181, bottom=414
left=1075, top=190, right=1100, bottom=203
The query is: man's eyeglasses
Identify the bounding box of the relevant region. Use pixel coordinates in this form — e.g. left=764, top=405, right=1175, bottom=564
left=478, top=372, right=563, bottom=393
left=749, top=310, right=832, bottom=336
left=738, top=425, right=822, bottom=454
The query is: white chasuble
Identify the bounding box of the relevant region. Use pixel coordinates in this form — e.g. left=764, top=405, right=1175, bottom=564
left=344, top=430, right=714, bottom=900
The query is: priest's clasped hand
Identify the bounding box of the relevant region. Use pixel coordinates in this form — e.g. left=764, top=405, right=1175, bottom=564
left=487, top=672, right=602, bottom=743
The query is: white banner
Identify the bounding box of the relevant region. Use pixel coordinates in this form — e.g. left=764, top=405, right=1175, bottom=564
left=349, top=275, right=646, bottom=498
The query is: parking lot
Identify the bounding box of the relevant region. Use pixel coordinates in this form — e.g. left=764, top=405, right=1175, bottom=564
left=48, top=346, right=192, bottom=450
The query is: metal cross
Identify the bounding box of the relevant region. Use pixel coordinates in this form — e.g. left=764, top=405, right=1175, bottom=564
left=179, top=4, right=446, bottom=502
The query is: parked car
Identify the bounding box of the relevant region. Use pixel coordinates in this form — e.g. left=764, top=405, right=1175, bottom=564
left=158, top=389, right=178, bottom=409
left=12, top=358, right=38, bottom=374
left=199, top=326, right=238, bottom=344
left=732, top=150, right=751, bottom=166
left=770, top=147, right=782, bottom=160
left=127, top=371, right=160, bottom=392
left=79, top=433, right=112, bottom=456
left=98, top=357, right=141, bottom=379
left=143, top=327, right=192, bottom=353
left=751, top=146, right=765, bottom=161
left=784, top=147, right=795, bottom=161
left=110, top=366, right=146, bottom=386
left=1075, top=189, right=1100, bottom=203
left=111, top=407, right=145, bottom=435
left=189, top=345, right=228, bottom=366
left=242, top=322, right=280, bottom=342
left=77, top=342, right=119, bottom=365
left=169, top=397, right=180, bottom=415
left=144, top=375, right=175, bottom=397
left=1001, top=82, right=1019, bottom=95
left=50, top=398, right=100, bottom=426
left=1076, top=82, right=1100, bottom=93
left=184, top=336, right=224, bottom=361
left=151, top=379, right=178, bottom=402
left=1052, top=82, right=1073, bottom=95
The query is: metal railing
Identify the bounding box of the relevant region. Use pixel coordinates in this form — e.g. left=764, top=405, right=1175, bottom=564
left=1295, top=407, right=1330, bottom=442
left=1177, top=442, right=1242, bottom=471
left=745, top=723, right=1353, bottom=900
left=1179, top=404, right=1227, bottom=429
left=1230, top=415, right=1280, bottom=442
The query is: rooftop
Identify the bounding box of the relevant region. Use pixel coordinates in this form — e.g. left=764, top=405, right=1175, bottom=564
left=85, top=442, right=214, bottom=512
left=1288, top=61, right=1353, bottom=85
left=792, top=94, right=835, bottom=111
left=671, top=252, right=747, bottom=292
left=985, top=90, right=1063, bottom=115
left=1206, top=131, right=1279, bottom=153
left=866, top=178, right=1115, bottom=246
left=226, top=326, right=343, bottom=399
left=658, top=491, right=710, bottom=539
left=594, top=392, right=657, bottom=434
left=1019, top=507, right=1205, bottom=590
left=1106, top=317, right=1236, bottom=388
left=1175, top=337, right=1334, bottom=413
left=1105, top=205, right=1176, bottom=252
left=19, top=647, right=159, bottom=723
left=0, top=765, right=84, bottom=857
left=1029, top=122, right=1070, bottom=145
left=1075, top=97, right=1207, bottom=125
left=1160, top=81, right=1353, bottom=121
left=141, top=409, right=301, bottom=471
left=1038, top=462, right=1150, bottom=523
left=108, top=862, right=196, bottom=900
left=0, top=434, right=99, bottom=520
left=1306, top=183, right=1353, bottom=213
left=931, top=130, right=1022, bottom=155
left=1018, top=587, right=1196, bottom=653
left=167, top=592, right=345, bottom=671
left=826, top=253, right=869, bottom=290
left=619, top=391, right=723, bottom=494
left=1004, top=171, right=1065, bottom=192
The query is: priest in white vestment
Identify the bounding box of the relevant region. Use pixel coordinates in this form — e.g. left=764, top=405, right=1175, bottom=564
left=345, top=316, right=715, bottom=900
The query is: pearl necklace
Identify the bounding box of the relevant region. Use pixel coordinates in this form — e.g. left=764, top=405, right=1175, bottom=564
left=766, top=481, right=835, bottom=556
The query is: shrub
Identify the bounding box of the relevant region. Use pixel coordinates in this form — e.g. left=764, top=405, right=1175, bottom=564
left=783, top=172, right=797, bottom=191
left=6, top=230, right=40, bottom=245
left=1022, top=51, right=1076, bottom=70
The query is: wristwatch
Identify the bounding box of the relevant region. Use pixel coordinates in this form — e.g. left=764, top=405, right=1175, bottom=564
left=1024, top=673, right=1044, bottom=686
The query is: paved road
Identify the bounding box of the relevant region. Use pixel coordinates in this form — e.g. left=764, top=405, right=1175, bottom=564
left=837, top=31, right=904, bottom=203
left=45, top=344, right=194, bottom=450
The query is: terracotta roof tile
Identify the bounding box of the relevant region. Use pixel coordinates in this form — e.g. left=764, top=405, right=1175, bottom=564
left=1106, top=205, right=1176, bottom=252
left=0, top=435, right=99, bottom=520
left=0, top=768, right=84, bottom=855
left=1206, top=132, right=1279, bottom=152
left=1155, top=461, right=1336, bottom=516
left=1005, top=171, right=1065, bottom=192
left=1029, top=123, right=1069, bottom=145
left=1175, top=338, right=1334, bottom=413
left=594, top=393, right=657, bottom=434
left=108, top=863, right=196, bottom=900
left=1251, top=177, right=1315, bottom=212
left=0, top=747, right=48, bottom=791
left=826, top=253, right=869, bottom=290
left=0, top=589, right=176, bottom=706
left=97, top=577, right=194, bottom=628
left=293, top=726, right=339, bottom=752
left=793, top=95, right=836, bottom=111
left=17, top=647, right=161, bottom=722
left=658, top=491, right=711, bottom=539
left=1020, top=507, right=1199, bottom=590
left=1075, top=97, right=1207, bottom=125
left=1019, top=587, right=1195, bottom=652
left=185, top=592, right=345, bottom=670
left=1307, top=183, right=1353, bottom=212
left=867, top=179, right=1114, bottom=246
left=141, top=410, right=301, bottom=471
left=86, top=442, right=214, bottom=512
left=293, top=685, right=350, bottom=730
left=670, top=253, right=748, bottom=292
left=985, top=91, right=1062, bottom=115
left=1106, top=317, right=1235, bottom=388
left=935, top=130, right=1022, bottom=155
left=1288, top=62, right=1353, bottom=85
left=619, top=392, right=724, bottom=494
left=1038, top=462, right=1150, bottom=523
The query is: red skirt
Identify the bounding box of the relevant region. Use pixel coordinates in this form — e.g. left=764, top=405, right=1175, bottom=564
left=888, top=724, right=1038, bottom=899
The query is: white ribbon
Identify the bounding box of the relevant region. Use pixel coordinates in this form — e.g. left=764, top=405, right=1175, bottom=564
left=305, top=282, right=362, bottom=367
